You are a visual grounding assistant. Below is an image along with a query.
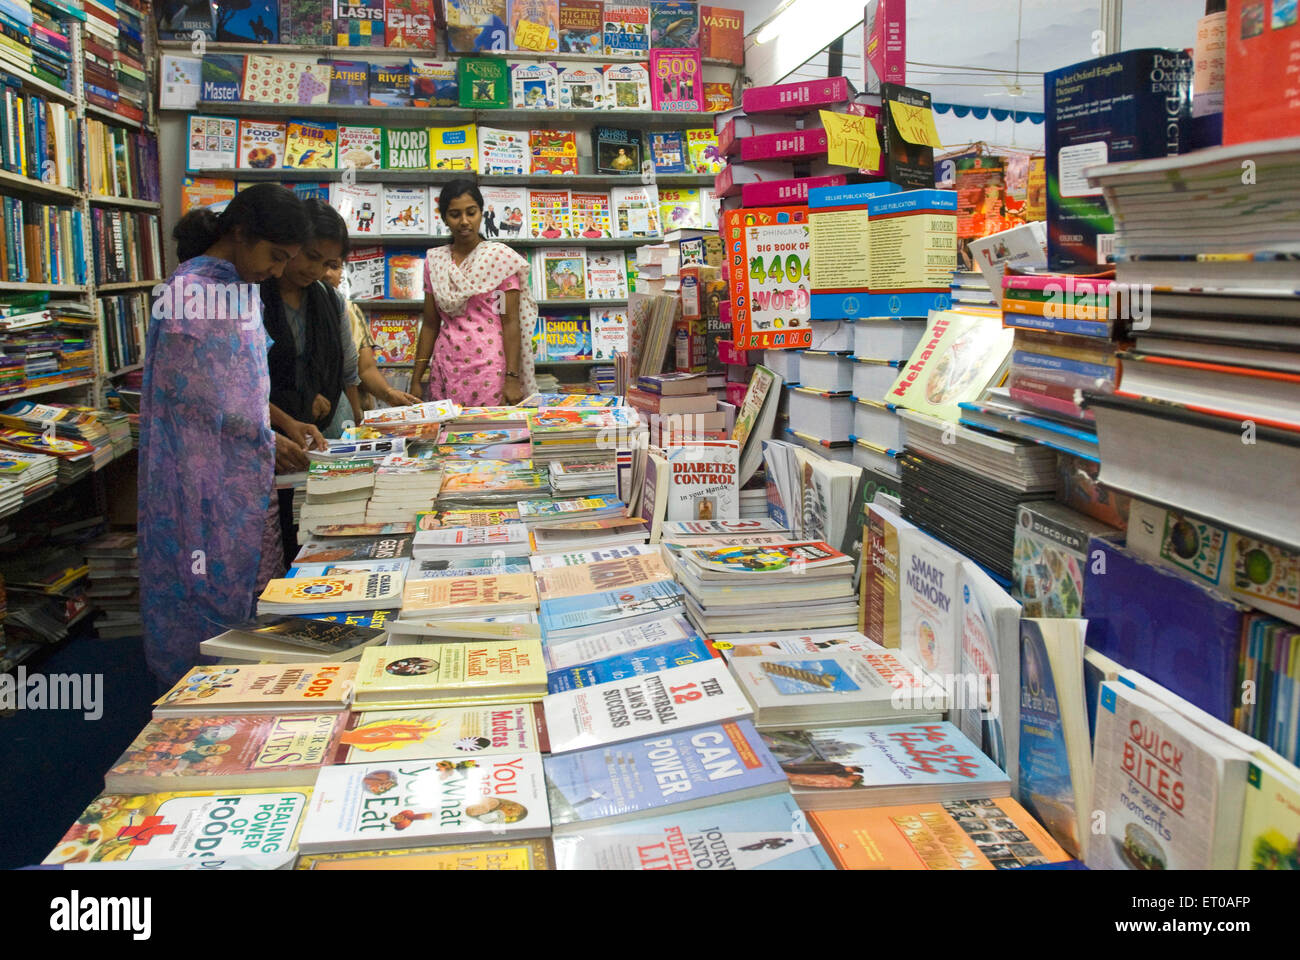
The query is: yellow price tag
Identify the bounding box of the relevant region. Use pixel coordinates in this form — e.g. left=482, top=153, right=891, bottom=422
left=514, top=19, right=550, bottom=51
left=820, top=110, right=882, bottom=171
left=888, top=99, right=944, bottom=148
left=713, top=641, right=734, bottom=650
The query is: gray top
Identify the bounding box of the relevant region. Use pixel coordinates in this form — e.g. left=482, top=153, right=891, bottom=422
left=283, top=283, right=359, bottom=389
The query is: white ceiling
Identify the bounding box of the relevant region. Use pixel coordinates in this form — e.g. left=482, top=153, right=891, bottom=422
left=740, top=0, right=1204, bottom=114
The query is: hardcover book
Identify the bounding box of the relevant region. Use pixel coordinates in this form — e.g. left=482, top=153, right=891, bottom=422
left=603, top=1, right=650, bottom=56
left=382, top=127, right=431, bottom=170
left=368, top=62, right=413, bottom=106
left=585, top=250, right=629, bottom=299
left=478, top=128, right=530, bottom=176
left=510, top=0, right=560, bottom=50
left=648, top=130, right=687, bottom=173
left=459, top=56, right=511, bottom=108
left=530, top=128, right=579, bottom=174
left=570, top=190, right=613, bottom=238
left=557, top=65, right=605, bottom=109
left=650, top=0, right=699, bottom=46
left=386, top=248, right=426, bottom=298
left=603, top=62, right=651, bottom=110
left=186, top=115, right=239, bottom=171
left=236, top=119, right=287, bottom=170
left=649, top=48, right=703, bottom=112
left=685, top=127, right=722, bottom=172
left=591, top=306, right=629, bottom=357
left=282, top=0, right=335, bottom=43
left=200, top=54, right=243, bottom=103
left=477, top=186, right=528, bottom=243
left=283, top=121, right=338, bottom=169
left=242, top=55, right=331, bottom=104
left=298, top=754, right=550, bottom=853
left=699, top=5, right=743, bottom=64
left=536, top=247, right=587, bottom=298
left=512, top=62, right=559, bottom=108
left=216, top=0, right=278, bottom=43
left=333, top=0, right=387, bottom=46
left=445, top=0, right=510, bottom=51
left=432, top=124, right=478, bottom=170
left=591, top=125, right=644, bottom=174
left=528, top=190, right=573, bottom=239
left=337, top=125, right=383, bottom=170
left=611, top=184, right=661, bottom=238
left=327, top=59, right=370, bottom=105
left=409, top=60, right=459, bottom=107
left=333, top=184, right=384, bottom=237
left=382, top=186, right=431, bottom=235
left=542, top=314, right=593, bottom=358
left=558, top=0, right=603, bottom=53
left=385, top=0, right=438, bottom=47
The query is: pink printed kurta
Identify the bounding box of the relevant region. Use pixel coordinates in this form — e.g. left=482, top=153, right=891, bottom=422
left=424, top=246, right=520, bottom=407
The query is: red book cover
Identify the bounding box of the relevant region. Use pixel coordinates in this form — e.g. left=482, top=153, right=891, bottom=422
left=699, top=5, right=743, bottom=65
left=1223, top=0, right=1300, bottom=144
left=722, top=205, right=813, bottom=351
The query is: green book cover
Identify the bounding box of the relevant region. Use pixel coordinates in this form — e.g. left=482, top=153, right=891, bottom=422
left=382, top=127, right=431, bottom=170
left=458, top=57, right=509, bottom=109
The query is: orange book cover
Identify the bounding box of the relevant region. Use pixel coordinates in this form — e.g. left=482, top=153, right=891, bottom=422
left=810, top=796, right=1071, bottom=869
left=1223, top=0, right=1300, bottom=144
left=699, top=5, right=743, bottom=64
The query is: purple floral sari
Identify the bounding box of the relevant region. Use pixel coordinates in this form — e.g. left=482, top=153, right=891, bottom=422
left=138, top=256, right=281, bottom=685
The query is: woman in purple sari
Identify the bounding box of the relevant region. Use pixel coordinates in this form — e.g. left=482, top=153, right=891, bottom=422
left=139, top=185, right=312, bottom=686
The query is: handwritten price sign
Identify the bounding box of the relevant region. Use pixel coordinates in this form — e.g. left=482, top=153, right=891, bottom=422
left=514, top=18, right=550, bottom=51
left=887, top=100, right=944, bottom=148
left=820, top=110, right=882, bottom=170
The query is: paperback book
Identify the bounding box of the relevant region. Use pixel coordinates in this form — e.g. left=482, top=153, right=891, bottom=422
left=335, top=704, right=541, bottom=762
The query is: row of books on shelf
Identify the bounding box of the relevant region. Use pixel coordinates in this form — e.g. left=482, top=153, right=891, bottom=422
left=99, top=290, right=147, bottom=374
left=89, top=207, right=161, bottom=285
left=186, top=114, right=723, bottom=175
left=531, top=308, right=627, bottom=361
left=0, top=197, right=85, bottom=285
left=82, top=1, right=150, bottom=123
left=84, top=118, right=159, bottom=202
left=0, top=87, right=78, bottom=189
left=0, top=1, right=76, bottom=95
left=168, top=50, right=735, bottom=113
left=158, top=0, right=744, bottom=63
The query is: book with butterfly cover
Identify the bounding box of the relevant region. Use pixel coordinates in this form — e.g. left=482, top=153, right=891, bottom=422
left=334, top=704, right=544, bottom=763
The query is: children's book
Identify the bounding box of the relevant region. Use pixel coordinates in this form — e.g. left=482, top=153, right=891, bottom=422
left=333, top=0, right=387, bottom=46
left=611, top=184, right=661, bottom=238
left=326, top=59, right=370, bottom=105
left=385, top=0, right=438, bottom=47
left=445, top=0, right=510, bottom=52
left=603, top=1, right=650, bottom=56
left=591, top=125, right=644, bottom=175
left=236, top=119, right=287, bottom=170
left=386, top=250, right=426, bottom=298
left=648, top=130, right=688, bottom=173
left=543, top=314, right=593, bottom=358
left=585, top=249, right=629, bottom=299
left=509, top=0, right=560, bottom=50
left=458, top=56, right=511, bottom=108
left=649, top=48, right=704, bottom=112
left=431, top=124, right=478, bottom=171
left=216, top=0, right=279, bottom=42
left=284, top=120, right=338, bottom=169
left=200, top=54, right=244, bottom=103
left=659, top=187, right=703, bottom=231
left=369, top=313, right=419, bottom=363
left=478, top=127, right=530, bottom=176
left=346, top=244, right=386, bottom=295
left=558, top=0, right=603, bottom=53
left=650, top=0, right=699, bottom=47
left=570, top=190, right=613, bottom=238
left=382, top=127, right=431, bottom=170
left=333, top=183, right=384, bottom=236
left=382, top=186, right=430, bottom=235
left=530, top=129, right=579, bottom=174
left=337, top=124, right=382, bottom=170
left=408, top=60, right=459, bottom=107
left=603, top=62, right=651, bottom=109
left=537, top=248, right=588, bottom=300
left=282, top=0, right=334, bottom=43
left=368, top=62, right=413, bottom=106
left=512, top=62, right=558, bottom=108
left=685, top=128, right=722, bottom=173
left=557, top=65, right=605, bottom=110
left=480, top=185, right=531, bottom=239
left=528, top=188, right=572, bottom=239
left=186, top=115, right=239, bottom=170
left=242, top=55, right=331, bottom=104
left=591, top=306, right=629, bottom=358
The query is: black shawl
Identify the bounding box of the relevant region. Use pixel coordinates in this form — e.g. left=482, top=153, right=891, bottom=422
left=262, top=279, right=345, bottom=430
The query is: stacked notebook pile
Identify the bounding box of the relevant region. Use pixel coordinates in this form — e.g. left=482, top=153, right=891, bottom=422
left=528, top=407, right=637, bottom=467
left=365, top=452, right=441, bottom=525
left=411, top=523, right=532, bottom=563
left=84, top=531, right=140, bottom=639
left=896, top=410, right=1057, bottom=581
left=0, top=449, right=61, bottom=509
left=299, top=457, right=376, bottom=538
left=435, top=460, right=549, bottom=509
left=670, top=541, right=858, bottom=639
left=547, top=457, right=618, bottom=495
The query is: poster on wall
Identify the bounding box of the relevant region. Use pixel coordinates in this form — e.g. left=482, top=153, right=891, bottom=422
left=723, top=206, right=812, bottom=350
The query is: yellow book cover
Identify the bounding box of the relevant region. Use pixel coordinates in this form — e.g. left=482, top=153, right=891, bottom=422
left=283, top=120, right=338, bottom=169
left=355, top=640, right=547, bottom=704
left=431, top=123, right=478, bottom=171
left=44, top=788, right=312, bottom=865
left=297, top=838, right=551, bottom=869
left=401, top=573, right=539, bottom=616
left=258, top=572, right=403, bottom=609
left=1237, top=754, right=1300, bottom=869
left=886, top=309, right=1013, bottom=422
left=153, top=663, right=356, bottom=714
left=335, top=703, right=541, bottom=762
left=535, top=553, right=674, bottom=600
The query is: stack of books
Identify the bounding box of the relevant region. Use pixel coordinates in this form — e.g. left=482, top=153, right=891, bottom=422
left=84, top=531, right=139, bottom=639
left=547, top=457, right=617, bottom=495
left=365, top=452, right=441, bottom=525
left=299, top=457, right=376, bottom=536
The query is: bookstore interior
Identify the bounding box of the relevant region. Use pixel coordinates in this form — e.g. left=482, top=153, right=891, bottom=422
left=0, top=0, right=1295, bottom=881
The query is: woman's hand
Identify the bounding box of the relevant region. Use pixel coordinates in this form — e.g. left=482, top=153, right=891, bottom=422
left=311, top=393, right=331, bottom=421
left=287, top=419, right=327, bottom=453
left=502, top=374, right=525, bottom=406
left=274, top=432, right=308, bottom=473
left=386, top=388, right=422, bottom=407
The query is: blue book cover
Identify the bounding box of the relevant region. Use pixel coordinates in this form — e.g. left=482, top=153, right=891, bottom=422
left=647, top=131, right=687, bottom=174
left=156, top=0, right=216, bottom=39
left=1083, top=538, right=1241, bottom=724
left=326, top=59, right=369, bottom=105
left=550, top=792, right=836, bottom=869
left=291, top=182, right=330, bottom=201
left=200, top=54, right=243, bottom=103
left=547, top=637, right=714, bottom=693
left=544, top=719, right=788, bottom=828
left=445, top=0, right=508, bottom=51
left=807, top=180, right=899, bottom=210
left=215, top=0, right=277, bottom=42
left=540, top=580, right=684, bottom=635
left=297, top=608, right=396, bottom=630
left=1044, top=50, right=1192, bottom=271
left=1012, top=350, right=1115, bottom=382
left=368, top=62, right=412, bottom=107
left=542, top=314, right=592, bottom=360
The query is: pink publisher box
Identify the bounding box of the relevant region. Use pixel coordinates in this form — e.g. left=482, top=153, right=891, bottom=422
left=738, top=127, right=829, bottom=163
left=715, top=338, right=747, bottom=366
left=741, top=173, right=849, bottom=207
left=714, top=159, right=798, bottom=196
left=718, top=115, right=797, bottom=156
left=742, top=76, right=855, bottom=114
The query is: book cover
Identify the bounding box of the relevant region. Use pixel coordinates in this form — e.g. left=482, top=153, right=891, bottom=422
left=663, top=440, right=740, bottom=521
left=355, top=641, right=547, bottom=705
left=509, top=0, right=560, bottom=50
left=543, top=314, right=593, bottom=358
left=539, top=580, right=685, bottom=635
left=528, top=189, right=573, bottom=238
left=544, top=613, right=695, bottom=667
left=879, top=82, right=937, bottom=190
left=283, top=120, right=338, bottom=169
left=547, top=636, right=714, bottom=692
left=459, top=56, right=511, bottom=108
left=478, top=127, right=530, bottom=176
left=216, top=0, right=278, bottom=43
left=704, top=81, right=734, bottom=112
left=536, top=551, right=671, bottom=600
left=105, top=714, right=344, bottom=793
left=886, top=309, right=1013, bottom=421
left=326, top=59, right=370, bottom=105
left=530, top=128, right=579, bottom=175
left=722, top=205, right=811, bottom=349
left=431, top=124, right=478, bottom=171
left=385, top=0, right=438, bottom=47
left=409, top=60, right=459, bottom=107
left=570, top=190, right=613, bottom=238
left=557, top=65, right=605, bottom=109
left=382, top=127, right=431, bottom=170
left=186, top=115, right=238, bottom=171
left=659, top=187, right=702, bottom=231
left=333, top=0, right=387, bottom=46
left=699, top=5, right=743, bottom=64
left=897, top=524, right=963, bottom=676
left=558, top=0, right=603, bottom=53
left=544, top=657, right=752, bottom=753
left=648, top=130, right=688, bottom=173
left=368, top=62, right=413, bottom=106
left=295, top=536, right=413, bottom=563
left=685, top=127, right=722, bottom=173
left=45, top=789, right=311, bottom=866
left=335, top=185, right=384, bottom=238
left=512, top=62, right=558, bottom=108
left=650, top=0, right=698, bottom=46
left=337, top=125, right=382, bottom=170
left=1224, top=0, right=1300, bottom=143
left=157, top=0, right=217, bottom=39
left=592, top=125, right=644, bottom=175
left=580, top=250, right=624, bottom=301
left=537, top=248, right=587, bottom=298
left=591, top=306, right=629, bottom=357
left=546, top=719, right=787, bottom=828
left=603, top=62, right=651, bottom=109
left=445, top=0, right=510, bottom=51
left=381, top=186, right=431, bottom=235
left=478, top=185, right=528, bottom=241
left=236, top=119, right=287, bottom=170
left=154, top=663, right=356, bottom=715
left=259, top=572, right=403, bottom=610
left=299, top=838, right=551, bottom=869
left=200, top=54, right=243, bottom=103
left=649, top=48, right=703, bottom=112
left=282, top=0, right=335, bottom=43
left=336, top=705, right=540, bottom=762
left=241, top=55, right=332, bottom=104
left=298, top=755, right=549, bottom=853
left=209, top=613, right=386, bottom=659
left=402, top=573, right=538, bottom=614
left=604, top=1, right=650, bottom=56
left=611, top=184, right=661, bottom=238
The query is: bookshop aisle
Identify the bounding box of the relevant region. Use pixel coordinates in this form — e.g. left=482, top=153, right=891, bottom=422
left=4, top=0, right=1299, bottom=893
